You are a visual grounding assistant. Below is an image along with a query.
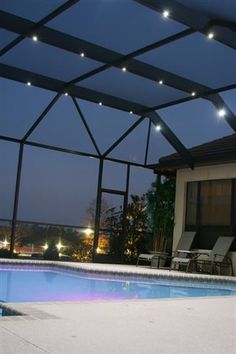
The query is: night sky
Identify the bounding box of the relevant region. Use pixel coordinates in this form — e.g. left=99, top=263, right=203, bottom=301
left=0, top=0, right=235, bottom=227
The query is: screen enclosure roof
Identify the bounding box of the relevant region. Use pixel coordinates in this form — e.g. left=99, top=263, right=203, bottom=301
left=1, top=0, right=236, bottom=169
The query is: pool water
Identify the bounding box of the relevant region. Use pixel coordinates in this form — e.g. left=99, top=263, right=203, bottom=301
left=0, top=268, right=235, bottom=303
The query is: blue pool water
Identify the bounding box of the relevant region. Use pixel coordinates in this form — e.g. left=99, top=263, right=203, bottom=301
left=0, top=267, right=235, bottom=303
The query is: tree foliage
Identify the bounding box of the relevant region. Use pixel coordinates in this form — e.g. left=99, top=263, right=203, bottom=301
left=146, top=176, right=175, bottom=252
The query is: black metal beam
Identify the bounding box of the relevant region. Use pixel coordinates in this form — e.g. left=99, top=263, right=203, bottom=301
left=22, top=93, right=61, bottom=141
left=92, top=158, right=104, bottom=262
left=0, top=135, right=147, bottom=168
left=146, top=111, right=194, bottom=169
left=9, top=143, right=24, bottom=257
left=0, top=0, right=80, bottom=56
left=102, top=116, right=146, bottom=157
left=0, top=64, right=194, bottom=167
left=0, top=11, right=210, bottom=94
left=144, top=119, right=152, bottom=165
left=101, top=188, right=126, bottom=196
left=72, top=97, right=101, bottom=156
left=1, top=12, right=235, bottom=133
left=135, top=0, right=236, bottom=50
left=0, top=64, right=144, bottom=113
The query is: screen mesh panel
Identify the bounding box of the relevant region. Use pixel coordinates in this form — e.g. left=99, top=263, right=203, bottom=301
left=1, top=39, right=101, bottom=82
left=128, top=166, right=155, bottom=202
left=109, top=119, right=149, bottom=164
left=147, top=124, right=176, bottom=164
left=77, top=99, right=139, bottom=153
left=18, top=146, right=99, bottom=226
left=0, top=141, right=19, bottom=219
left=0, top=30, right=18, bottom=51
left=0, top=79, right=55, bottom=139
left=220, top=89, right=236, bottom=114
left=0, top=0, right=66, bottom=22
left=48, top=0, right=186, bottom=54
left=29, top=95, right=97, bottom=153
left=159, top=99, right=233, bottom=148
left=138, top=33, right=236, bottom=88
left=102, top=161, right=127, bottom=192
left=178, top=0, right=236, bottom=22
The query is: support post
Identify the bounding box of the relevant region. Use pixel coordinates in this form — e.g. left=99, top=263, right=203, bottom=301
left=92, top=158, right=104, bottom=262
left=120, top=164, right=130, bottom=263
left=9, top=143, right=24, bottom=257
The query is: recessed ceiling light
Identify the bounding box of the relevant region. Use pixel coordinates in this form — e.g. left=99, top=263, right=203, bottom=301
left=159, top=80, right=163, bottom=85
left=27, top=82, right=31, bottom=86
left=218, top=109, right=226, bottom=117
left=163, top=10, right=169, bottom=18
left=191, top=92, right=196, bottom=96
left=122, top=67, right=127, bottom=72
left=208, top=32, right=214, bottom=39
left=32, top=35, right=38, bottom=42
left=156, top=125, right=161, bottom=131
left=80, top=52, right=85, bottom=57
left=99, top=102, right=102, bottom=106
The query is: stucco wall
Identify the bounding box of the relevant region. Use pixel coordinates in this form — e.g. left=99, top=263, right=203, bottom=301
left=173, top=162, right=236, bottom=275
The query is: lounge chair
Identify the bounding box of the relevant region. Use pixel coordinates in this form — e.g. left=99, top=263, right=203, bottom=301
left=193, top=236, right=234, bottom=276
left=170, top=231, right=196, bottom=271
left=136, top=231, right=196, bottom=268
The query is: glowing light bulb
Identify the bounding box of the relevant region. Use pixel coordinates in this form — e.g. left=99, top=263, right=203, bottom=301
left=208, top=32, right=214, bottom=39
left=163, top=10, right=169, bottom=18
left=218, top=109, right=226, bottom=117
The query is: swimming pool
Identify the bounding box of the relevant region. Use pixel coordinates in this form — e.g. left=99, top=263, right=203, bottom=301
left=0, top=265, right=236, bottom=302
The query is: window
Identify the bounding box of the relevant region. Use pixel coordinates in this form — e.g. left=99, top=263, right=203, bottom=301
left=200, top=180, right=232, bottom=226
left=186, top=182, right=198, bottom=225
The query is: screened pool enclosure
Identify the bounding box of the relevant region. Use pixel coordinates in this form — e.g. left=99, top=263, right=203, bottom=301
left=0, top=0, right=236, bottom=262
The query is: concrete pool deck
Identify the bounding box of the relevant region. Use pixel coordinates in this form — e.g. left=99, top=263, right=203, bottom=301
left=0, top=260, right=236, bottom=354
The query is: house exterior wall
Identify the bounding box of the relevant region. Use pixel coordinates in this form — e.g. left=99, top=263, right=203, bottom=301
left=173, top=162, right=236, bottom=275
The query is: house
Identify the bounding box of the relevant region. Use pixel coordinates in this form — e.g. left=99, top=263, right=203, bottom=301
left=153, top=134, right=236, bottom=274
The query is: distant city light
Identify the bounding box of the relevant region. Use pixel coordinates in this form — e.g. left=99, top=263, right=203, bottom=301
left=156, top=125, right=161, bottom=131
left=84, top=228, right=93, bottom=236
left=163, top=10, right=169, bottom=18
left=42, top=242, right=48, bottom=251
left=208, top=32, right=214, bottom=39
left=56, top=241, right=64, bottom=251
left=32, top=35, right=38, bottom=42
left=2, top=239, right=9, bottom=248
left=218, top=109, right=226, bottom=117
